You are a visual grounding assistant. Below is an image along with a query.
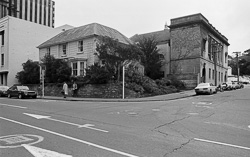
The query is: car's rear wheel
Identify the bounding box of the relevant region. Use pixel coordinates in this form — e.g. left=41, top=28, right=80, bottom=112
left=32, top=95, right=37, bottom=99
left=18, top=94, right=23, bottom=99
left=8, top=94, right=11, bottom=98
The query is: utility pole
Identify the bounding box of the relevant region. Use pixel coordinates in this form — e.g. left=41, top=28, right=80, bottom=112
left=212, top=43, right=218, bottom=86
left=233, top=51, right=241, bottom=84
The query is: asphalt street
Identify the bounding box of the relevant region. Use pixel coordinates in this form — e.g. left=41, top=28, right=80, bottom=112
left=0, top=85, right=250, bottom=157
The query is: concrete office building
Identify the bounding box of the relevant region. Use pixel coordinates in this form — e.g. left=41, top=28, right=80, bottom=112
left=0, top=0, right=55, bottom=27
left=0, top=16, right=69, bottom=86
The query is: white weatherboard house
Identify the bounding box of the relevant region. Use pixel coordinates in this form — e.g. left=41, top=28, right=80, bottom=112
left=37, top=23, right=133, bottom=76
left=0, top=16, right=72, bottom=86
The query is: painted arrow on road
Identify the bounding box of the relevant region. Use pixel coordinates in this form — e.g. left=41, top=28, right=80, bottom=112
left=23, top=113, right=108, bottom=133
left=22, top=144, right=72, bottom=157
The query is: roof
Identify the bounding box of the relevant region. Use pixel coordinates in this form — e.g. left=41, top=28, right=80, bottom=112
left=130, top=29, right=170, bottom=44
left=38, top=23, right=133, bottom=48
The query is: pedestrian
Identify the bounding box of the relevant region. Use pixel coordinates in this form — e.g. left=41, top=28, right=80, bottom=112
left=72, top=81, right=78, bottom=97
left=63, top=82, right=68, bottom=98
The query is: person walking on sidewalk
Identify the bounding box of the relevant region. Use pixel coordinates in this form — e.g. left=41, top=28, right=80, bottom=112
left=72, top=81, right=78, bottom=97
left=63, top=82, right=68, bottom=98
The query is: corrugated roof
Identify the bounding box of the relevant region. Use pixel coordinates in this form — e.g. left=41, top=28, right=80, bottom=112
left=130, top=29, right=170, bottom=44
left=38, top=23, right=133, bottom=48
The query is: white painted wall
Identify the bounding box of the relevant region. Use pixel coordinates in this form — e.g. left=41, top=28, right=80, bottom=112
left=1, top=16, right=64, bottom=86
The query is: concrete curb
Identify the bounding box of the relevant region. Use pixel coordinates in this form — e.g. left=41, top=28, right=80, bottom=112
left=39, top=91, right=196, bottom=102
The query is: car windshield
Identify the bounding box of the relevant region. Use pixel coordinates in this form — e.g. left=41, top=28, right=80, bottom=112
left=0, top=86, right=9, bottom=90
left=17, top=86, right=29, bottom=91
left=197, top=83, right=209, bottom=87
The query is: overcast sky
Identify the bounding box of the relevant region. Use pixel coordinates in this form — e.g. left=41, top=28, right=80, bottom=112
left=54, top=0, right=250, bottom=56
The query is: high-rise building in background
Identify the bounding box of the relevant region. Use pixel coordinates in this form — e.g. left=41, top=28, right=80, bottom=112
left=0, top=0, right=55, bottom=27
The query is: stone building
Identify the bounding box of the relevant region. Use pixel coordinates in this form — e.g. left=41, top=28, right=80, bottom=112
left=131, top=13, right=230, bottom=88
left=169, top=13, right=229, bottom=88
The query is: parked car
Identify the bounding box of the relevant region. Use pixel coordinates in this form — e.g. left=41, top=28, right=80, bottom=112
left=0, top=85, right=9, bottom=97
left=7, top=85, right=37, bottom=99
left=221, top=83, right=228, bottom=91
left=231, top=82, right=237, bottom=90
left=194, top=83, right=217, bottom=95
left=239, top=82, right=244, bottom=88
left=222, top=82, right=234, bottom=90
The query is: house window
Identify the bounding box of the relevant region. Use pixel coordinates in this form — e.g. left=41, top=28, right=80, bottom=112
left=62, top=44, right=67, bottom=55
left=0, top=31, right=4, bottom=46
left=72, top=62, right=77, bottom=76
left=78, top=40, right=83, bottom=52
left=201, top=39, right=206, bottom=56
left=46, top=47, right=51, bottom=55
left=219, top=72, right=220, bottom=81
left=212, top=69, right=214, bottom=79
left=80, top=62, right=85, bottom=76
left=221, top=72, right=223, bottom=82
left=1, top=54, right=4, bottom=66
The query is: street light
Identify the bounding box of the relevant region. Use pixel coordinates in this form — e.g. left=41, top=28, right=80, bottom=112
left=122, top=60, right=132, bottom=99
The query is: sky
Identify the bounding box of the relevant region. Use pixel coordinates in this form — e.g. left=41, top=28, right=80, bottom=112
left=54, top=0, right=250, bottom=56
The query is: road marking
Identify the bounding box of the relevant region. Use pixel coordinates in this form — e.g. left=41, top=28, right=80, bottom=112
left=248, top=125, right=250, bottom=128
left=195, top=105, right=213, bottom=109
left=194, top=138, right=250, bottom=150
left=0, top=134, right=43, bottom=148
left=205, top=122, right=250, bottom=131
left=0, top=103, right=27, bottom=109
left=187, top=113, right=199, bottom=115
left=22, top=144, right=72, bottom=157
left=0, top=117, right=139, bottom=157
left=18, top=100, right=36, bottom=102
left=23, top=113, right=108, bottom=133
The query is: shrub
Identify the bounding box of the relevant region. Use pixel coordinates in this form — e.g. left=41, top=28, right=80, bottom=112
left=85, top=63, right=111, bottom=84
left=167, top=75, right=186, bottom=89
left=126, top=82, right=144, bottom=93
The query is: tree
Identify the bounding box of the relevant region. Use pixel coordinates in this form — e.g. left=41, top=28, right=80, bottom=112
left=239, top=59, right=250, bottom=75
left=85, top=63, right=111, bottom=84
left=96, top=37, right=144, bottom=81
left=16, top=60, right=40, bottom=84
left=41, top=55, right=71, bottom=83
left=136, top=36, right=163, bottom=79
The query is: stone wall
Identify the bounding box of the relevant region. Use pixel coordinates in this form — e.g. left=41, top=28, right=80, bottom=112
left=27, top=83, right=139, bottom=98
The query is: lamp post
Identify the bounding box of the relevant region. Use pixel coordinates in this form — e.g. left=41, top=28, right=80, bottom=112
left=122, top=60, right=132, bottom=99
left=233, top=51, right=241, bottom=84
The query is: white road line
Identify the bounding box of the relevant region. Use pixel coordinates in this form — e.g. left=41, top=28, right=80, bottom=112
left=18, top=100, right=36, bottom=102
left=0, top=117, right=139, bottom=157
left=194, top=138, right=250, bottom=150
left=0, top=103, right=27, bottom=109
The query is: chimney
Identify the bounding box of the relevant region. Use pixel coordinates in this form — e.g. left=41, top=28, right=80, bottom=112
left=164, top=21, right=169, bottom=30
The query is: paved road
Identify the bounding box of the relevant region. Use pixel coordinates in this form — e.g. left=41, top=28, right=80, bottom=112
left=0, top=86, right=249, bottom=156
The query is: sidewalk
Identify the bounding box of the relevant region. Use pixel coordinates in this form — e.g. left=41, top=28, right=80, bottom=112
left=40, top=90, right=196, bottom=102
